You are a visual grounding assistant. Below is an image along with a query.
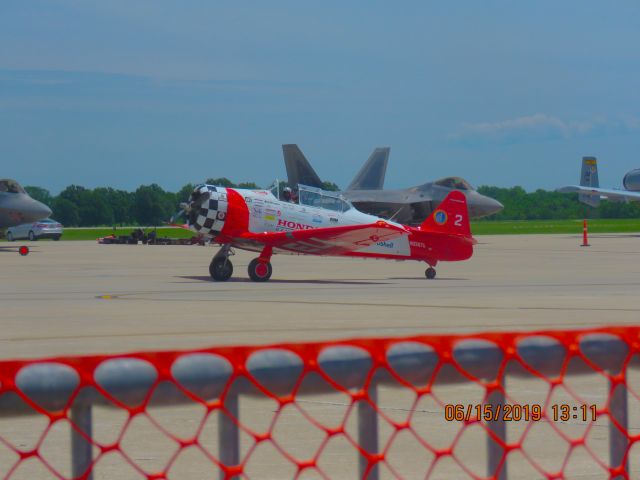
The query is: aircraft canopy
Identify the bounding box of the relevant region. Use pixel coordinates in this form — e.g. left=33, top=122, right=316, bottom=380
left=0, top=179, right=26, bottom=194
left=298, top=184, right=352, bottom=212
left=434, top=177, right=474, bottom=191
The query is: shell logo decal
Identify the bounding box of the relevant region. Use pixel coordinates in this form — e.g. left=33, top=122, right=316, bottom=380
left=433, top=210, right=448, bottom=225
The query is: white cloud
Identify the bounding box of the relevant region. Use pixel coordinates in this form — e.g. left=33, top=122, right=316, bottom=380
left=449, top=113, right=640, bottom=145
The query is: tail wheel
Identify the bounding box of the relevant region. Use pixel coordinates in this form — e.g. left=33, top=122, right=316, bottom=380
left=210, top=257, right=233, bottom=281
left=248, top=258, right=272, bottom=282
left=19, top=246, right=30, bottom=256
left=425, top=267, right=436, bottom=280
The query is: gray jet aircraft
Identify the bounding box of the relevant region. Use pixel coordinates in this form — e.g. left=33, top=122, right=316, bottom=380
left=557, top=157, right=640, bottom=206
left=282, top=144, right=503, bottom=225
left=0, top=179, right=52, bottom=230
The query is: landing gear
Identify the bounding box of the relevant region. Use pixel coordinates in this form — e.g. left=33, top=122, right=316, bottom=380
left=425, top=267, right=436, bottom=280
left=209, top=245, right=234, bottom=281
left=248, top=246, right=273, bottom=282
left=248, top=258, right=272, bottom=282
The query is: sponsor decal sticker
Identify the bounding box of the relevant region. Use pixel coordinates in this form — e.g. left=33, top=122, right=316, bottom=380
left=376, top=240, right=395, bottom=248
left=312, top=214, right=322, bottom=224
left=265, top=208, right=277, bottom=215
left=329, top=217, right=338, bottom=223
left=216, top=211, right=226, bottom=221
left=276, top=219, right=314, bottom=231
left=244, top=197, right=252, bottom=203
left=410, top=241, right=426, bottom=249
left=264, top=215, right=276, bottom=221
left=434, top=209, right=448, bottom=225
left=252, top=206, right=263, bottom=216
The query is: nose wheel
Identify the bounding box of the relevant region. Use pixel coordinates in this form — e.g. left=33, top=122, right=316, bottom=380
left=209, top=245, right=234, bottom=281
left=425, top=267, right=436, bottom=280
left=248, top=258, right=272, bottom=282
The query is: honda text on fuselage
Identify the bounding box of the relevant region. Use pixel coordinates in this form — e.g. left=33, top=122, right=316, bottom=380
left=182, top=182, right=475, bottom=282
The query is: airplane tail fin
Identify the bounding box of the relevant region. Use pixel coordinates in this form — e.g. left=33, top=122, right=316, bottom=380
left=420, top=191, right=471, bottom=237
left=282, top=144, right=323, bottom=189
left=579, top=156, right=600, bottom=207
left=346, top=147, right=390, bottom=190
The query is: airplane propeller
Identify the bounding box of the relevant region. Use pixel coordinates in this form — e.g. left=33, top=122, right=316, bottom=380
left=170, top=187, right=210, bottom=226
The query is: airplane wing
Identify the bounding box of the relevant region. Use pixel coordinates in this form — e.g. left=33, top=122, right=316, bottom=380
left=240, top=221, right=408, bottom=255
left=556, top=186, right=640, bottom=202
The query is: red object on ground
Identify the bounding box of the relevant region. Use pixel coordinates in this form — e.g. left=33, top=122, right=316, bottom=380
left=18, top=245, right=29, bottom=256
left=582, top=219, right=590, bottom=247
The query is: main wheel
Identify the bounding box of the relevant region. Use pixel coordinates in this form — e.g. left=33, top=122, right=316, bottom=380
left=7, top=232, right=14, bottom=242
left=209, top=257, right=233, bottom=281
left=28, top=231, right=36, bottom=241
left=248, top=258, right=272, bottom=282
left=425, top=267, right=436, bottom=280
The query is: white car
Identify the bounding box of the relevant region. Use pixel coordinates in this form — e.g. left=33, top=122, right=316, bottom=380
left=7, top=218, right=63, bottom=241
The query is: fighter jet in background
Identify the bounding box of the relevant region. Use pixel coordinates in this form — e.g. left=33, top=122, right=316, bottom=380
left=557, top=157, right=640, bottom=206
left=0, top=179, right=52, bottom=229
left=282, top=144, right=503, bottom=225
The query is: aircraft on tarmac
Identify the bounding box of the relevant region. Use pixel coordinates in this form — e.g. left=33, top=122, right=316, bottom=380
left=557, top=157, right=640, bottom=206
left=282, top=144, right=503, bottom=225
left=182, top=182, right=475, bottom=282
left=0, top=179, right=52, bottom=255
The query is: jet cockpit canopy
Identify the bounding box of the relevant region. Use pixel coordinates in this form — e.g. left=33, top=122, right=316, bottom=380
left=434, top=177, right=474, bottom=191
left=0, top=179, right=26, bottom=194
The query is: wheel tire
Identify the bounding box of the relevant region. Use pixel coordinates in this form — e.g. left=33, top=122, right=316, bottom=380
left=7, top=232, right=14, bottom=242
left=425, top=267, right=436, bottom=280
left=248, top=258, right=272, bottom=282
left=28, top=231, right=36, bottom=241
left=209, top=257, right=233, bottom=281
left=53, top=236, right=61, bottom=241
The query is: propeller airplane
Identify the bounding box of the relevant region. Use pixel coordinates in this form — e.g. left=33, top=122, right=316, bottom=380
left=179, top=183, right=475, bottom=282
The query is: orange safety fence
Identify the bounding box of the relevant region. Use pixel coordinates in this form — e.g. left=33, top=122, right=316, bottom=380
left=0, top=325, right=639, bottom=479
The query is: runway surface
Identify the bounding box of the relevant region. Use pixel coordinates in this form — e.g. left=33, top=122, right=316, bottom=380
left=1, top=234, right=639, bottom=479
left=1, top=234, right=639, bottom=359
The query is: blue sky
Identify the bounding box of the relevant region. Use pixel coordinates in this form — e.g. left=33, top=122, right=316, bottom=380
left=1, top=0, right=639, bottom=193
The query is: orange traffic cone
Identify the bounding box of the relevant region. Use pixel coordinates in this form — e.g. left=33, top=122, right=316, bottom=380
left=581, top=219, right=590, bottom=247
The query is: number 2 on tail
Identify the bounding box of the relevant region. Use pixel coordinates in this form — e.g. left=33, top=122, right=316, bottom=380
left=454, top=214, right=463, bottom=227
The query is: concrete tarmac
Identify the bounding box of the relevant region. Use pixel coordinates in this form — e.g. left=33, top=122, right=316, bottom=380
left=1, top=234, right=639, bottom=359
left=1, top=235, right=639, bottom=479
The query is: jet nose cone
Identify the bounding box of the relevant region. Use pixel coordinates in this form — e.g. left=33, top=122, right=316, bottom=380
left=469, top=194, right=503, bottom=218
left=485, top=197, right=503, bottom=216
left=24, top=199, right=52, bottom=222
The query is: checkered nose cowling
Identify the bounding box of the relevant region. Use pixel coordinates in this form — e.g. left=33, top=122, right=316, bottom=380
left=188, top=185, right=228, bottom=236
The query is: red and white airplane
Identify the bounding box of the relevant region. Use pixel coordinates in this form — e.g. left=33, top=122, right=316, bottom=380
left=183, top=183, right=475, bottom=281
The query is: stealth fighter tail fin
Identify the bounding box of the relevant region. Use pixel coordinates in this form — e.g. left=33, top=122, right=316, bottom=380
left=346, top=147, right=390, bottom=190
left=420, top=191, right=471, bottom=237
left=282, top=144, right=323, bottom=189
left=580, top=156, right=600, bottom=207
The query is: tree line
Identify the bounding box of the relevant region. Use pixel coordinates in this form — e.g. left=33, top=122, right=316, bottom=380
left=23, top=181, right=640, bottom=227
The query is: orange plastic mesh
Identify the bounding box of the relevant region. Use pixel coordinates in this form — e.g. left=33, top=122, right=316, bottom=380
left=0, top=326, right=637, bottom=479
